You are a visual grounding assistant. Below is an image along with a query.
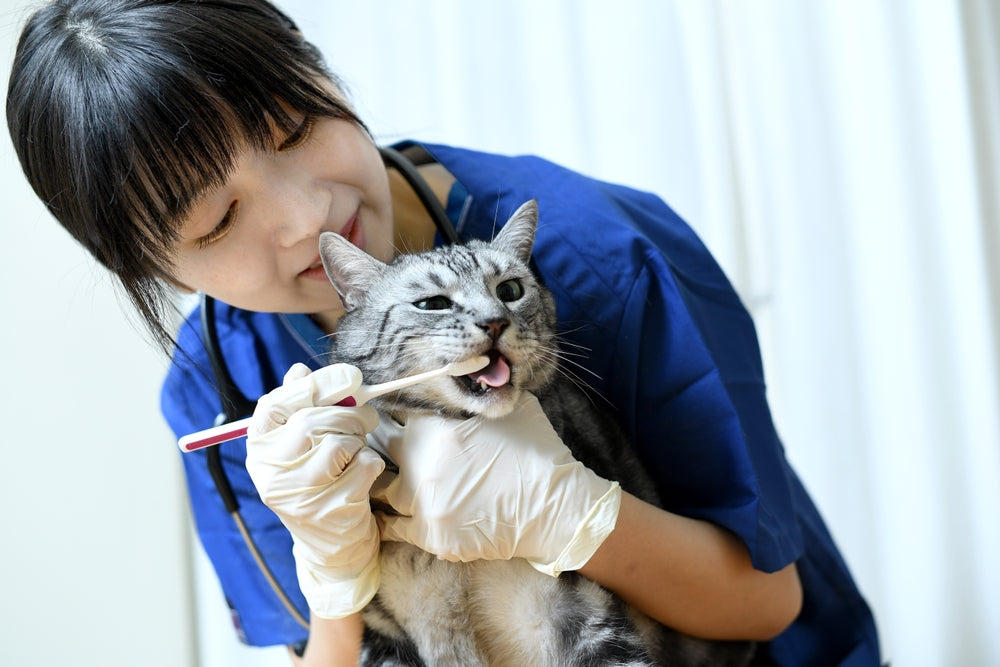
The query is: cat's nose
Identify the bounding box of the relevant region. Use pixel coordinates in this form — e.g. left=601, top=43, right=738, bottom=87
left=478, top=318, right=509, bottom=342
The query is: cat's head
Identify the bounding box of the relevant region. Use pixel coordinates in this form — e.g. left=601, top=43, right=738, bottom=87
left=319, top=199, right=558, bottom=419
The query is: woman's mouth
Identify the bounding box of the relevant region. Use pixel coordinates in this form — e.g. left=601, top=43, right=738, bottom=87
left=299, top=257, right=328, bottom=281
left=340, top=211, right=364, bottom=248
left=301, top=209, right=363, bottom=281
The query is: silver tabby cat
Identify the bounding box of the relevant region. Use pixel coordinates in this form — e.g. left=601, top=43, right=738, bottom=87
left=319, top=200, right=754, bottom=666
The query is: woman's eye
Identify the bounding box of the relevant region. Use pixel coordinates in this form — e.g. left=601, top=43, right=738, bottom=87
left=496, top=279, right=524, bottom=302
left=278, top=116, right=315, bottom=152
left=413, top=295, right=452, bottom=311
left=197, top=202, right=239, bottom=248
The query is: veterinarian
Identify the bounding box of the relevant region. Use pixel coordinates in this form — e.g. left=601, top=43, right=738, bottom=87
left=6, top=1, right=880, bottom=664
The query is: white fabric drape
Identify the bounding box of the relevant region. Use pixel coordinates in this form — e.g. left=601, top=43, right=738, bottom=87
left=195, top=2, right=1000, bottom=664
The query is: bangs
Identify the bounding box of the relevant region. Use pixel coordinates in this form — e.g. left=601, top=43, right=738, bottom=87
left=120, top=67, right=354, bottom=267
left=102, top=10, right=363, bottom=275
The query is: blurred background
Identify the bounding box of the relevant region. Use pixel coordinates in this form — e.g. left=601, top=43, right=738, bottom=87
left=2, top=1, right=997, bottom=665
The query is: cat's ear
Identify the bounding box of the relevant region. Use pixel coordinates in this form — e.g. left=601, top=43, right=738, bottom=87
left=494, top=199, right=538, bottom=262
left=319, top=231, right=387, bottom=311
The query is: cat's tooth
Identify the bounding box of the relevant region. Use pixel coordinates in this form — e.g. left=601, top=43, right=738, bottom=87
left=478, top=379, right=489, bottom=391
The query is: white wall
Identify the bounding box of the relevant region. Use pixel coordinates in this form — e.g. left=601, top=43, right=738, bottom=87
left=0, top=2, right=195, bottom=665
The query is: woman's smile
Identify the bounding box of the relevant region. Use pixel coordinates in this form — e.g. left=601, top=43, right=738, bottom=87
left=298, top=257, right=328, bottom=281
left=299, top=208, right=364, bottom=281
left=339, top=208, right=366, bottom=251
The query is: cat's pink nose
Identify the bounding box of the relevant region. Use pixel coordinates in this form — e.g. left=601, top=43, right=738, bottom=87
left=478, top=318, right=509, bottom=341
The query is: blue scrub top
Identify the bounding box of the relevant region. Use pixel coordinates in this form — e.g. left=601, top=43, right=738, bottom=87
left=161, top=142, right=881, bottom=665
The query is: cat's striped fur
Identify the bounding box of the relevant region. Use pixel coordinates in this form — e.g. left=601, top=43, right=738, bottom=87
left=319, top=200, right=755, bottom=666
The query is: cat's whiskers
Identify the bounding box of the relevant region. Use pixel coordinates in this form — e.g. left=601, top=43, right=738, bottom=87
left=545, top=343, right=602, bottom=381
left=551, top=336, right=593, bottom=357
left=534, top=347, right=611, bottom=409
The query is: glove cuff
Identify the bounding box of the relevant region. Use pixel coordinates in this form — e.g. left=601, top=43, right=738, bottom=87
left=296, top=548, right=381, bottom=619
left=528, top=481, right=622, bottom=577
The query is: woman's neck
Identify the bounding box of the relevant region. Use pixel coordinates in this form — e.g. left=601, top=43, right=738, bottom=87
left=388, top=162, right=455, bottom=256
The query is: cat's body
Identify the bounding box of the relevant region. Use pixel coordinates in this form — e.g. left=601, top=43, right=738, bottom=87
left=320, top=200, right=754, bottom=666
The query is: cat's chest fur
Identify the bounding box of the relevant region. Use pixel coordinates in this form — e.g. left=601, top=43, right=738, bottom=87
left=373, top=544, right=642, bottom=667
left=373, top=544, right=573, bottom=666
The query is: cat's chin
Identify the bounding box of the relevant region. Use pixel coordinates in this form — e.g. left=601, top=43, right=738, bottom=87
left=454, top=385, right=521, bottom=420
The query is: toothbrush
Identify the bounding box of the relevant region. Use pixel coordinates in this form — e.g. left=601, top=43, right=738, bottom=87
left=178, top=355, right=490, bottom=452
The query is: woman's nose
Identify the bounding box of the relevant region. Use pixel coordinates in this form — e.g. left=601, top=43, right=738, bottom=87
left=272, top=181, right=329, bottom=248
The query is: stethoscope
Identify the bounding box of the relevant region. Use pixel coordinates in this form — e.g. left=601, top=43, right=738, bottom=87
left=197, top=144, right=460, bottom=631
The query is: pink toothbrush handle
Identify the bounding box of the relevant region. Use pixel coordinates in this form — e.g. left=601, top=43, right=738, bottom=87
left=178, top=395, right=357, bottom=452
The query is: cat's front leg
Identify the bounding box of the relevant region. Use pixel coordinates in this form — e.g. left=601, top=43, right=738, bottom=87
left=468, top=559, right=662, bottom=667
left=370, top=542, right=488, bottom=666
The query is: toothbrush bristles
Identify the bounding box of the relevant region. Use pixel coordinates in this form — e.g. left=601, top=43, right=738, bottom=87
left=451, top=355, right=490, bottom=375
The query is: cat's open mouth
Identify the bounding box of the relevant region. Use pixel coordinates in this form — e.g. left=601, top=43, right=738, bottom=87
left=458, top=350, right=511, bottom=395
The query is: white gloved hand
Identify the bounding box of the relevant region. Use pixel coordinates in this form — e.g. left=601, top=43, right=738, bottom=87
left=245, top=363, right=384, bottom=619
left=373, top=392, right=621, bottom=577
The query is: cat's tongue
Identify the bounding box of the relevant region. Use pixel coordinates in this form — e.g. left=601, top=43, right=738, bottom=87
left=468, top=354, right=511, bottom=388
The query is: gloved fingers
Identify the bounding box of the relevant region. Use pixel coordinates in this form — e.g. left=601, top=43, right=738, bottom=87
left=366, top=413, right=405, bottom=466
left=252, top=440, right=385, bottom=523
left=283, top=362, right=312, bottom=384
left=251, top=398, right=293, bottom=436
left=304, top=363, right=364, bottom=404
left=306, top=442, right=386, bottom=503
left=380, top=412, right=444, bottom=463
left=368, top=467, right=398, bottom=506
left=250, top=364, right=364, bottom=437
left=288, top=450, right=385, bottom=560
left=453, top=391, right=569, bottom=463
left=337, top=447, right=385, bottom=504
left=371, top=443, right=458, bottom=520
left=369, top=470, right=402, bottom=515
left=376, top=512, right=469, bottom=563
left=384, top=412, right=470, bottom=469
left=323, top=403, right=381, bottom=436
left=277, top=431, right=370, bottom=490
left=251, top=404, right=376, bottom=459
left=375, top=511, right=412, bottom=545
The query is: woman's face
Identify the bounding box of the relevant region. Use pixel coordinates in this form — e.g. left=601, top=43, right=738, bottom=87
left=170, top=114, right=393, bottom=329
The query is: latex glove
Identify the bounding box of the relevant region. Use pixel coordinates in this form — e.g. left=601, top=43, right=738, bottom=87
left=373, top=392, right=621, bottom=577
left=245, top=363, right=384, bottom=619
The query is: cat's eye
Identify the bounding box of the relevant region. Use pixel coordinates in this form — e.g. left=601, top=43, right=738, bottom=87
left=197, top=201, right=239, bottom=248
left=414, top=295, right=452, bottom=311
left=496, top=279, right=524, bottom=302
left=277, top=115, right=315, bottom=152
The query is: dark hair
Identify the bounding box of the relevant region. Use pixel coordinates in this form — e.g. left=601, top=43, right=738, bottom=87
left=6, top=0, right=365, bottom=351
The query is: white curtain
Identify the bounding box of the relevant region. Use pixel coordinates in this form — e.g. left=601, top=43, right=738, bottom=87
left=194, top=1, right=1000, bottom=664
